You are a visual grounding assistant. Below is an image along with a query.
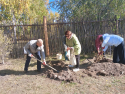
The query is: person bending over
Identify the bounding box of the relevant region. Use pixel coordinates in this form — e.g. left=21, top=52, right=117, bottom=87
left=99, top=33, right=125, bottom=64
left=24, top=39, right=46, bottom=72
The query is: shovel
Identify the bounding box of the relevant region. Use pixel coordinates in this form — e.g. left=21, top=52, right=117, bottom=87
left=32, top=56, right=59, bottom=73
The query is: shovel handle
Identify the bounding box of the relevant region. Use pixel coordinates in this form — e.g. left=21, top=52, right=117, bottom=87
left=32, top=56, right=59, bottom=72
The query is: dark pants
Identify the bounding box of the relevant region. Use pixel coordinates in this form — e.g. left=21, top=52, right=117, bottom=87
left=113, top=42, right=125, bottom=64
left=24, top=51, right=41, bottom=71
left=75, top=54, right=80, bottom=68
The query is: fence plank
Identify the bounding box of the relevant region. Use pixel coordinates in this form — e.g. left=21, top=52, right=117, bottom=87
left=1, top=18, right=125, bottom=58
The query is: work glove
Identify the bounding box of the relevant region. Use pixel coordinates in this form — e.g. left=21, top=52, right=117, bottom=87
left=28, top=54, right=34, bottom=57
left=43, top=62, right=46, bottom=65
left=43, top=59, right=46, bottom=65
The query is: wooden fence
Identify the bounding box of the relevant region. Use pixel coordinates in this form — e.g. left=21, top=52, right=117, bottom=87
left=1, top=17, right=125, bottom=58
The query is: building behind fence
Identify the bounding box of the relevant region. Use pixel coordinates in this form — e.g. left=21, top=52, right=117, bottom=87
left=1, top=17, right=125, bottom=58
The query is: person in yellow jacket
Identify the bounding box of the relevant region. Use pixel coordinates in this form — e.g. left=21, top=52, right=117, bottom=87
left=65, top=30, right=81, bottom=72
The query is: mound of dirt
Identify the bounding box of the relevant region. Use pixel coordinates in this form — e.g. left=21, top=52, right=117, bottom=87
left=41, top=60, right=82, bottom=83
left=45, top=69, right=81, bottom=83
left=41, top=58, right=125, bottom=83
left=83, top=62, right=125, bottom=76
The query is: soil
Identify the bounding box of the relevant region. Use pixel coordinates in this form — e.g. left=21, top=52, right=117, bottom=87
left=39, top=57, right=125, bottom=83
left=0, top=57, right=125, bottom=94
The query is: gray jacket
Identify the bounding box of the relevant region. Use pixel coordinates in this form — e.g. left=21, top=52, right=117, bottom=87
left=24, top=40, right=45, bottom=60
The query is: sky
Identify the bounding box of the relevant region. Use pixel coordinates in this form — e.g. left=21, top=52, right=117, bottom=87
left=49, top=0, right=57, bottom=13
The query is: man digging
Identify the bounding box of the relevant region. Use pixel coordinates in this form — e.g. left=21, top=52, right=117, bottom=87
left=24, top=39, right=46, bottom=72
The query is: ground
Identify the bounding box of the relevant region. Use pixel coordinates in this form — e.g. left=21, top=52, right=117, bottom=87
left=0, top=55, right=125, bottom=94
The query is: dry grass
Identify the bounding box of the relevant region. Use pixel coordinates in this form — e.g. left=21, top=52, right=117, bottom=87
left=0, top=57, right=125, bottom=94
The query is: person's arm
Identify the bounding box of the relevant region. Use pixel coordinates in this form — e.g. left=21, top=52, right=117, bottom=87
left=102, top=36, right=110, bottom=47
left=101, top=36, right=110, bottom=53
left=70, top=35, right=80, bottom=51
left=95, top=38, right=100, bottom=53
left=24, top=41, right=32, bottom=56
left=102, top=45, right=108, bottom=52
left=40, top=45, right=46, bottom=62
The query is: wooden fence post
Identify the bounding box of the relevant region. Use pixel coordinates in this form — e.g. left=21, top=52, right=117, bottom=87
left=43, top=16, right=49, bottom=56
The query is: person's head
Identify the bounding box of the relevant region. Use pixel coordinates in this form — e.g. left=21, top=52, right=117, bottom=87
left=36, top=39, right=43, bottom=47
left=99, top=36, right=103, bottom=45
left=65, top=30, right=72, bottom=39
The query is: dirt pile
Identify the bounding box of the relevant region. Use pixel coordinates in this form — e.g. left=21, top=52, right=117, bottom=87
left=45, top=69, right=81, bottom=83
left=83, top=62, right=125, bottom=76
left=41, top=60, right=82, bottom=83
left=83, top=57, right=125, bottom=76
left=41, top=58, right=125, bottom=83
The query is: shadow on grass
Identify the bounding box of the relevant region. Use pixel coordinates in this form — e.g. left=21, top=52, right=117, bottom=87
left=0, top=60, right=66, bottom=76
left=0, top=60, right=62, bottom=76
left=0, top=69, right=48, bottom=76
left=0, top=65, right=52, bottom=76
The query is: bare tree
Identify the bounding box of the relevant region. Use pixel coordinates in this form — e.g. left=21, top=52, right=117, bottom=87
left=0, top=30, right=13, bottom=64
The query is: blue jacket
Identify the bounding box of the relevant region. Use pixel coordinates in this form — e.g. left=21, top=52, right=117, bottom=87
left=102, top=34, right=124, bottom=52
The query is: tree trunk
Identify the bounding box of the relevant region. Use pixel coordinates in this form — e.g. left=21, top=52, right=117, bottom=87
left=12, top=13, right=17, bottom=43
